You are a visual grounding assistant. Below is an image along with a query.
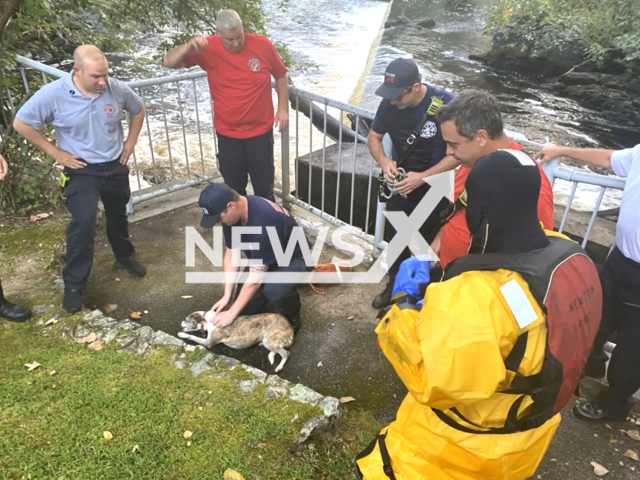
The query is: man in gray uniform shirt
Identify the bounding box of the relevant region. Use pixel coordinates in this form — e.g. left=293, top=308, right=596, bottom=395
left=14, top=45, right=146, bottom=313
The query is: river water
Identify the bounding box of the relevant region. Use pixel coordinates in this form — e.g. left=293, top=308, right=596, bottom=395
left=125, top=0, right=637, bottom=211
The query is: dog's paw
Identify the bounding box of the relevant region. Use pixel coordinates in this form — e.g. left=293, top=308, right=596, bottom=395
left=177, top=332, right=188, bottom=339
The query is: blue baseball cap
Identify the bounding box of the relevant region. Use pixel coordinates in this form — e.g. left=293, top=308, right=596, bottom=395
left=199, top=183, right=235, bottom=228
left=375, top=58, right=420, bottom=99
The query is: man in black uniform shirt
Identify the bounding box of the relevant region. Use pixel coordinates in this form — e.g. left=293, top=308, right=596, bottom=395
left=368, top=58, right=458, bottom=309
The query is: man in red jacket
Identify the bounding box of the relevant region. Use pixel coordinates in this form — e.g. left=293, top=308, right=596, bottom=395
left=434, top=90, right=555, bottom=268
left=163, top=9, right=289, bottom=202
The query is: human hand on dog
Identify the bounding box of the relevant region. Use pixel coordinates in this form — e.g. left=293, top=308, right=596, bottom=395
left=211, top=296, right=230, bottom=313
left=211, top=309, right=237, bottom=328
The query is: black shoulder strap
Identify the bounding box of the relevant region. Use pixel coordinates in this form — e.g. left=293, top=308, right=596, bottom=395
left=442, top=236, right=584, bottom=305
left=397, top=85, right=445, bottom=168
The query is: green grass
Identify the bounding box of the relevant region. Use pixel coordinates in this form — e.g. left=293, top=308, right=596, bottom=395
left=0, top=322, right=382, bottom=480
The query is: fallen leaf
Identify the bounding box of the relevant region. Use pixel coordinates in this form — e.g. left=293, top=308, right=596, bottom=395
left=610, top=439, right=618, bottom=444
left=104, top=304, right=117, bottom=314
left=44, top=318, right=58, bottom=326
left=52, top=383, right=57, bottom=389
left=181, top=295, right=193, bottom=299
left=626, top=430, right=640, bottom=441
left=29, top=213, right=50, bottom=223
left=551, top=458, right=557, bottom=462
left=632, top=466, right=636, bottom=471
left=345, top=436, right=356, bottom=442
left=115, top=277, right=121, bottom=282
left=606, top=424, right=612, bottom=430
left=317, top=361, right=323, bottom=367
left=103, top=431, right=113, bottom=441
left=88, top=340, right=103, bottom=351
left=130, top=311, right=142, bottom=319
left=132, top=444, right=139, bottom=453
left=48, top=370, right=57, bottom=376
left=625, top=450, right=639, bottom=461
left=591, top=462, right=609, bottom=476
left=183, top=430, right=193, bottom=440
left=347, top=315, right=354, bottom=321
left=257, top=443, right=267, bottom=449
left=223, top=469, right=245, bottom=480
left=340, top=396, right=356, bottom=404
left=186, top=440, right=192, bottom=447
left=144, top=310, right=148, bottom=314
left=620, top=461, right=625, bottom=466
left=77, top=332, right=97, bottom=344
left=24, top=361, right=41, bottom=371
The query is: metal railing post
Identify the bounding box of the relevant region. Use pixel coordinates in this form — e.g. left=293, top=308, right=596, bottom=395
left=373, top=134, right=393, bottom=258
left=541, top=157, right=560, bottom=187
left=281, top=125, right=290, bottom=209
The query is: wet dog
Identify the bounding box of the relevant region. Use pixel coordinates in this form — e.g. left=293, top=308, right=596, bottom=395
left=178, top=311, right=295, bottom=372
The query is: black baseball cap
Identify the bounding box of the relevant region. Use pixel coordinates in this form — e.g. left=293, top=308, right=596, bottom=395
left=199, top=183, right=236, bottom=228
left=375, top=58, right=420, bottom=99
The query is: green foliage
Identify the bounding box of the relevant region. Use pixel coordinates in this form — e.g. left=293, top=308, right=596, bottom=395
left=486, top=0, right=640, bottom=66
left=0, top=0, right=293, bottom=216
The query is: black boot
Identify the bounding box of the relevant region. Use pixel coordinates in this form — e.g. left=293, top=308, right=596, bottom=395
left=289, top=317, right=301, bottom=334
left=115, top=257, right=146, bottom=277
left=573, top=401, right=628, bottom=422
left=63, top=289, right=84, bottom=313
left=372, top=282, right=393, bottom=310
left=0, top=300, right=31, bottom=322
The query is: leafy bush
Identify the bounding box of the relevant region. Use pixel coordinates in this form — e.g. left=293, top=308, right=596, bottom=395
left=486, top=0, right=640, bottom=67
left=0, top=0, right=292, bottom=216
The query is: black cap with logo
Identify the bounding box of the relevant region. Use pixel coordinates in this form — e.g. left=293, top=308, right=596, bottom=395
left=375, top=58, right=420, bottom=99
left=198, top=183, right=236, bottom=228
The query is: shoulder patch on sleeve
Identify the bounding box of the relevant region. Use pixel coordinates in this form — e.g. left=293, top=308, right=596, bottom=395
left=500, top=279, right=538, bottom=329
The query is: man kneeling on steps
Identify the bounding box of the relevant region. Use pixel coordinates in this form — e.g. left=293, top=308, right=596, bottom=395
left=356, top=150, right=602, bottom=480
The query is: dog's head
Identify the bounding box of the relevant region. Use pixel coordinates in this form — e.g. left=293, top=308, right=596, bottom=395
left=181, top=311, right=209, bottom=332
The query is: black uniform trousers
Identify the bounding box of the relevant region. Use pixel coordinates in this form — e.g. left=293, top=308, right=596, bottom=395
left=216, top=130, right=275, bottom=201
left=589, top=247, right=640, bottom=417
left=62, top=159, right=135, bottom=290
left=0, top=275, right=5, bottom=304
left=383, top=182, right=449, bottom=289
left=234, top=257, right=310, bottom=323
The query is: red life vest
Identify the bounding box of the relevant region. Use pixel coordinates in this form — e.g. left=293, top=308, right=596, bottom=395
left=435, top=236, right=603, bottom=433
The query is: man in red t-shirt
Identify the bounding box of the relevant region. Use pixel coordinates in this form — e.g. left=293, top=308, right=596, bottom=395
left=163, top=9, right=289, bottom=201
left=433, top=90, right=554, bottom=268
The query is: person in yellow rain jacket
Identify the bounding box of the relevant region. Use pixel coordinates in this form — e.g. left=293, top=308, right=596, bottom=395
left=356, top=149, right=603, bottom=480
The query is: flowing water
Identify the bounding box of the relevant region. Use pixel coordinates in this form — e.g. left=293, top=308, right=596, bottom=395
left=121, top=0, right=638, bottom=211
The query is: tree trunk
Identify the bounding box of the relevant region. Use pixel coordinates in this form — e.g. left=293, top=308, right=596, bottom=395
left=0, top=0, right=23, bottom=129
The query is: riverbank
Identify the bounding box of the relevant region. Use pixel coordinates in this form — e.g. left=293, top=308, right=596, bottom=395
left=473, top=0, right=640, bottom=136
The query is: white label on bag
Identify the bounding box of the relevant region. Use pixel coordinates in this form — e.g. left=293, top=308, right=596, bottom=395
left=500, top=279, right=538, bottom=329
